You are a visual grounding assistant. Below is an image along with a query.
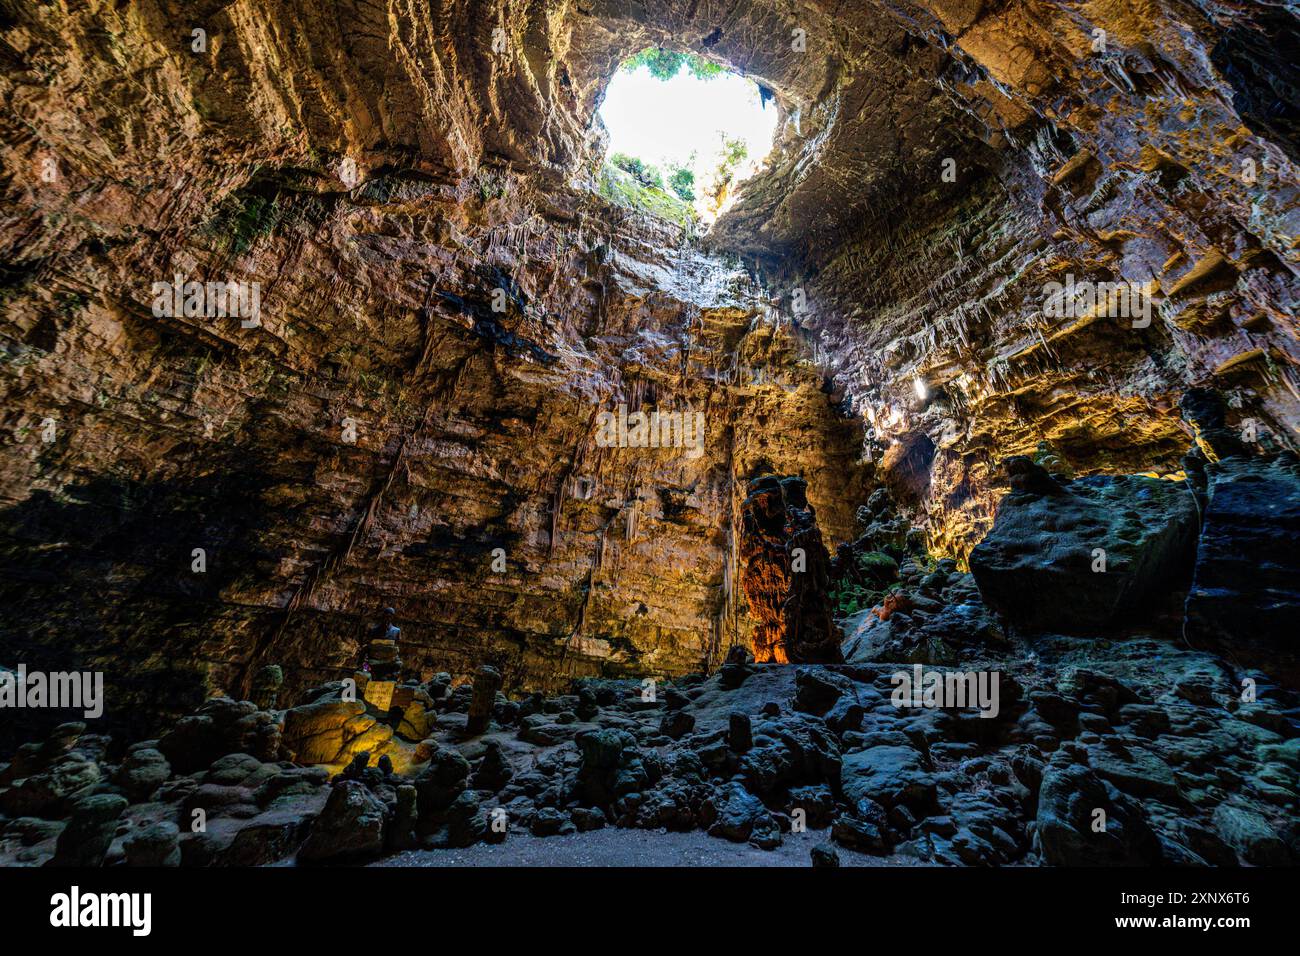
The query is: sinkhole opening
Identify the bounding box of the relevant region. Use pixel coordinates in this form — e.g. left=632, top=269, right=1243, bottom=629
left=597, top=47, right=779, bottom=230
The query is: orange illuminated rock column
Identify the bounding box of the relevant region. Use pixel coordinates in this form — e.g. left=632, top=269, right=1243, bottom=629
left=739, top=475, right=842, bottom=664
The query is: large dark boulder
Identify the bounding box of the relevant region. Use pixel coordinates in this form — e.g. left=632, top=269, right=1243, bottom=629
left=1184, top=454, right=1300, bottom=684
left=970, top=461, right=1197, bottom=631
left=1035, top=759, right=1163, bottom=866
left=738, top=712, right=840, bottom=796
left=701, top=782, right=782, bottom=849
left=575, top=728, right=644, bottom=807
left=0, top=750, right=101, bottom=817
left=446, top=791, right=490, bottom=847
left=469, top=740, right=513, bottom=793
left=158, top=697, right=282, bottom=773
left=45, top=793, right=127, bottom=868
left=113, top=746, right=172, bottom=802
left=296, top=781, right=386, bottom=863
left=123, top=821, right=182, bottom=867
left=831, top=797, right=892, bottom=852
left=839, top=745, right=936, bottom=812
left=413, top=744, right=471, bottom=819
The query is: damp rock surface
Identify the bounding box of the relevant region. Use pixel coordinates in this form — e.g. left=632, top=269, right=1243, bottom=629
left=1185, top=455, right=1300, bottom=683
left=3, top=533, right=1296, bottom=870
left=970, top=464, right=1198, bottom=631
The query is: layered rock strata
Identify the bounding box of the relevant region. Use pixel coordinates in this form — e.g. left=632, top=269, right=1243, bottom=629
left=0, top=1, right=1297, bottom=742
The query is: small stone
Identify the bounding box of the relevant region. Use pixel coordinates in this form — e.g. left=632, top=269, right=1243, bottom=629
left=123, top=821, right=181, bottom=867
left=728, top=713, right=752, bottom=753
left=810, top=843, right=840, bottom=867
left=46, top=794, right=128, bottom=868
left=113, top=747, right=172, bottom=802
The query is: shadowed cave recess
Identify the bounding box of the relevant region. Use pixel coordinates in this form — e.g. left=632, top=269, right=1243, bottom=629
left=0, top=0, right=1298, bottom=871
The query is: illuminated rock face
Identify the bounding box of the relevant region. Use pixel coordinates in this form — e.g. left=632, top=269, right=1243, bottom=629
left=738, top=475, right=840, bottom=664
left=0, top=1, right=1296, bottom=738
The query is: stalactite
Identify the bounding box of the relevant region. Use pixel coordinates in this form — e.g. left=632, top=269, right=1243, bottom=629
left=625, top=498, right=639, bottom=542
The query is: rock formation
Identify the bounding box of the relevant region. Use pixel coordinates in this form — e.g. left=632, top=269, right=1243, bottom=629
left=970, top=457, right=1199, bottom=631
left=1185, top=452, right=1300, bottom=684
left=738, top=474, right=840, bottom=664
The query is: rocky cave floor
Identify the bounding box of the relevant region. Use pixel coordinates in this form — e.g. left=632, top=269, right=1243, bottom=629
left=4, top=457, right=1297, bottom=869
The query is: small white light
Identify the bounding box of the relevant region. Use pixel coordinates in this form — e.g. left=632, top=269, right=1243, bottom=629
left=913, top=377, right=928, bottom=401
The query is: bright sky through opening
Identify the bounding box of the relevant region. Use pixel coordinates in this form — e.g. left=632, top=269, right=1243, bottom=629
left=599, top=63, right=778, bottom=193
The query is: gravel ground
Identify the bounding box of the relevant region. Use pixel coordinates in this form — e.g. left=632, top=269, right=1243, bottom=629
left=372, top=827, right=926, bottom=867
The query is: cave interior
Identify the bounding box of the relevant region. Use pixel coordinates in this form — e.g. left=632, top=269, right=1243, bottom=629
left=0, top=0, right=1297, bottom=870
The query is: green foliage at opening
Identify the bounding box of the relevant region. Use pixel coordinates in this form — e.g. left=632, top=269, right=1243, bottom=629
left=720, top=136, right=748, bottom=166
left=597, top=159, right=696, bottom=229
left=701, top=134, right=750, bottom=206
left=621, top=48, right=725, bottom=82
left=610, top=152, right=664, bottom=189
left=714, top=135, right=748, bottom=181
left=667, top=165, right=696, bottom=202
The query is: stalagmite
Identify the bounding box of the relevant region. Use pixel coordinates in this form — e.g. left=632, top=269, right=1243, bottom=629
left=466, top=665, right=502, bottom=736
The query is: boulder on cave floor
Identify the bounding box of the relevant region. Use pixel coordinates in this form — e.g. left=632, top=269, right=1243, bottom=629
left=1035, top=756, right=1163, bottom=866
left=700, top=782, right=782, bottom=849
left=157, top=697, right=283, bottom=774
left=177, top=761, right=332, bottom=866
left=969, top=462, right=1197, bottom=632
left=1184, top=454, right=1300, bottom=683
left=123, top=821, right=182, bottom=867
left=1211, top=802, right=1296, bottom=866
left=296, top=780, right=387, bottom=864
left=839, top=744, right=937, bottom=813
left=44, top=793, right=127, bottom=868
left=280, top=697, right=407, bottom=771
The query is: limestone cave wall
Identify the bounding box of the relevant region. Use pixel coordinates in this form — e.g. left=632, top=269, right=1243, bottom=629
left=1, top=0, right=1296, bottom=737
left=711, top=0, right=1300, bottom=554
